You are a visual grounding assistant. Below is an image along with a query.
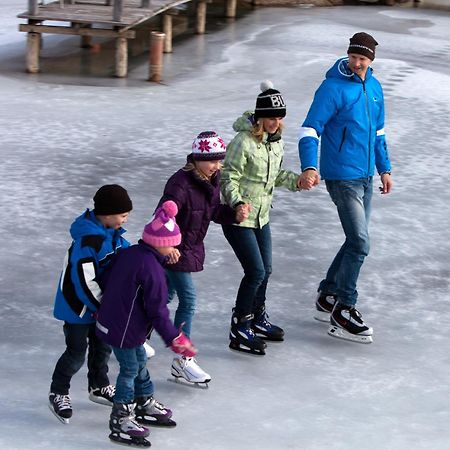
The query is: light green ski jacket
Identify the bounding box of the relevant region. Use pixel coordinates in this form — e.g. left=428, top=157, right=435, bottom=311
left=221, top=111, right=300, bottom=229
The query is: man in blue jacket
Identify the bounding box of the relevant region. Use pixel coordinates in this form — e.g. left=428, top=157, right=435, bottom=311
left=298, top=32, right=393, bottom=344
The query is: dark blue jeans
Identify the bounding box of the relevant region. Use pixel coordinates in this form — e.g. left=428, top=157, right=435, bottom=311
left=222, top=223, right=272, bottom=316
left=50, top=322, right=111, bottom=395
left=112, top=345, right=153, bottom=404
left=319, top=178, right=373, bottom=306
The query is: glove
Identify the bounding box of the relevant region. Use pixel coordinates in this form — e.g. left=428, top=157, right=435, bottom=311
left=170, top=332, right=197, bottom=358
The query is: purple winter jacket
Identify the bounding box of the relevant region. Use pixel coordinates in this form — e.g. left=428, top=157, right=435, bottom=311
left=95, top=241, right=178, bottom=348
left=157, top=162, right=237, bottom=272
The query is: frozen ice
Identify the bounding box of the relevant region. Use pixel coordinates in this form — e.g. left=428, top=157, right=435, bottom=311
left=1, top=1, right=450, bottom=449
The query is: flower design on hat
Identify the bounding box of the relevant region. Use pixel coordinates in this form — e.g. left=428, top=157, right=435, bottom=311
left=217, top=137, right=226, bottom=149
left=197, top=140, right=211, bottom=153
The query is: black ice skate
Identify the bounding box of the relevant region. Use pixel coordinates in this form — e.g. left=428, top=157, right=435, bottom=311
left=314, top=291, right=337, bottom=322
left=328, top=302, right=373, bottom=344
left=89, top=384, right=115, bottom=406
left=252, top=306, right=284, bottom=341
left=135, top=396, right=176, bottom=427
left=48, top=392, right=72, bottom=424
left=109, top=403, right=151, bottom=448
left=229, top=310, right=267, bottom=356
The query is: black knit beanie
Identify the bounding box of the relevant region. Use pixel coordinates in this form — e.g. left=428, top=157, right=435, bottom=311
left=347, top=32, right=378, bottom=61
left=93, top=184, right=133, bottom=215
left=254, top=80, right=286, bottom=120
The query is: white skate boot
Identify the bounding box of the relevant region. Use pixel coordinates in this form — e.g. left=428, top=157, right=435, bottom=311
left=170, top=356, right=211, bottom=388
left=143, top=341, right=155, bottom=359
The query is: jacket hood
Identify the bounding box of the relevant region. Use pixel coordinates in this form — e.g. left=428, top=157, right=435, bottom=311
left=232, top=110, right=281, bottom=143
left=326, top=57, right=373, bottom=82
left=232, top=111, right=255, bottom=133
left=70, top=209, right=125, bottom=240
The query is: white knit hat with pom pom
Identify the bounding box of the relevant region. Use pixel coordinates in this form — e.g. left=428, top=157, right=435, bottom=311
left=254, top=80, right=286, bottom=120
left=142, top=200, right=181, bottom=248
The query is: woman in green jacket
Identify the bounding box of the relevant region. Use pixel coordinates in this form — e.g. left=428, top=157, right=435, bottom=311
left=221, top=81, right=301, bottom=356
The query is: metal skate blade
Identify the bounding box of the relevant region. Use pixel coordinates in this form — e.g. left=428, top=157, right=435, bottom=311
left=313, top=310, right=331, bottom=323
left=109, top=432, right=151, bottom=447
left=167, top=376, right=210, bottom=390
left=328, top=325, right=373, bottom=344
left=48, top=403, right=69, bottom=424
left=88, top=394, right=113, bottom=407
left=228, top=342, right=265, bottom=356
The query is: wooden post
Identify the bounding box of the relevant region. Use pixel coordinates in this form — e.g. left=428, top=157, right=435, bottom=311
left=148, top=31, right=165, bottom=82
left=113, top=0, right=124, bottom=22
left=80, top=24, right=93, bottom=48
left=226, top=0, right=237, bottom=18
left=26, top=32, right=40, bottom=73
left=162, top=14, right=172, bottom=53
left=196, top=1, right=207, bottom=35
left=28, top=0, right=38, bottom=15
left=115, top=36, right=128, bottom=78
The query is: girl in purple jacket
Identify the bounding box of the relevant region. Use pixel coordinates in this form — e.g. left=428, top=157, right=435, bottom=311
left=96, top=201, right=197, bottom=447
left=156, top=131, right=248, bottom=386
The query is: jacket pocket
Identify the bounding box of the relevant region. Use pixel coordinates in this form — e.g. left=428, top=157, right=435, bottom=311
left=338, top=127, right=347, bottom=152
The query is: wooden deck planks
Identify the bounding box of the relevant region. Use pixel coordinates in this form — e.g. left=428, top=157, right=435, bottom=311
left=18, top=0, right=192, bottom=28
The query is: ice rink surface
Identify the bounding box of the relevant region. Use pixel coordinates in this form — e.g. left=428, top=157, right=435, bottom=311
left=0, top=1, right=449, bottom=449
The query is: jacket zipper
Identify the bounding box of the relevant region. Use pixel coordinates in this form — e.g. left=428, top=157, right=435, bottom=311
left=338, top=127, right=347, bottom=152
left=363, top=80, right=372, bottom=176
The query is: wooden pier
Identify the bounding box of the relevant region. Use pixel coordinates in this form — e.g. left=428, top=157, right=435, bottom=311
left=18, top=0, right=238, bottom=78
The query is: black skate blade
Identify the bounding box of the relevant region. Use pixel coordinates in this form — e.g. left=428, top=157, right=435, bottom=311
left=48, top=403, right=70, bottom=424
left=109, top=432, right=151, bottom=447
left=229, top=341, right=265, bottom=356
left=167, top=376, right=210, bottom=390
left=135, top=415, right=177, bottom=428
left=328, top=325, right=373, bottom=344
left=254, top=332, right=284, bottom=342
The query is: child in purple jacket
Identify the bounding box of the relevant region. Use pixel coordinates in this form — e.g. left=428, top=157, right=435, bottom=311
left=96, top=201, right=197, bottom=448
left=156, top=131, right=249, bottom=386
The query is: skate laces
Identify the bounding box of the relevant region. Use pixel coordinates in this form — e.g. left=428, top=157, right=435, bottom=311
left=54, top=394, right=71, bottom=410
left=100, top=384, right=115, bottom=398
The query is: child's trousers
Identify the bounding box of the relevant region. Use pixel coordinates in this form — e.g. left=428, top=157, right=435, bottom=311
left=112, top=345, right=154, bottom=404
left=50, top=322, right=111, bottom=394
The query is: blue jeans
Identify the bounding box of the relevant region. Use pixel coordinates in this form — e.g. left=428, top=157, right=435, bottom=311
left=112, top=345, right=153, bottom=404
left=166, top=270, right=196, bottom=338
left=222, top=223, right=272, bottom=316
left=319, top=178, right=373, bottom=307
left=50, top=322, right=111, bottom=395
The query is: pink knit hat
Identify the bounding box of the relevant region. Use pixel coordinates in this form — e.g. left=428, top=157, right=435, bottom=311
left=142, top=201, right=181, bottom=248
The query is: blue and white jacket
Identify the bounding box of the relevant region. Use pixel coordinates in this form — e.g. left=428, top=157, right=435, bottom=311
left=53, top=209, right=130, bottom=324
left=298, top=57, right=391, bottom=180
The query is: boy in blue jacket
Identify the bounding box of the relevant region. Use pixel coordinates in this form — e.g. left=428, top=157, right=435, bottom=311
left=49, top=184, right=133, bottom=423
left=96, top=200, right=197, bottom=447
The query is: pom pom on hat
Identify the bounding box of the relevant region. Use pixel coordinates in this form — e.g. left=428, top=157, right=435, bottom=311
left=260, top=80, right=274, bottom=92
left=254, top=80, right=286, bottom=120
left=142, top=200, right=181, bottom=248
left=191, top=131, right=227, bottom=161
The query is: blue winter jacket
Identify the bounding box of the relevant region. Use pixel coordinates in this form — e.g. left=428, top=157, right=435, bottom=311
left=53, top=209, right=130, bottom=324
left=298, top=57, right=391, bottom=180
left=96, top=241, right=179, bottom=348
